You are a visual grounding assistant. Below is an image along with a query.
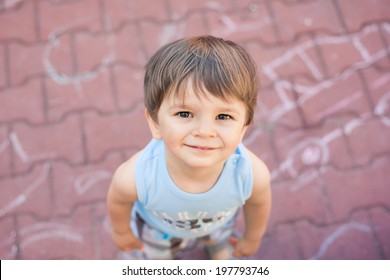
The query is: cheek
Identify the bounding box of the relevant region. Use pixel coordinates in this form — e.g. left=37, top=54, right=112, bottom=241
left=159, top=125, right=183, bottom=144
left=221, top=125, right=247, bottom=138
left=224, top=128, right=247, bottom=147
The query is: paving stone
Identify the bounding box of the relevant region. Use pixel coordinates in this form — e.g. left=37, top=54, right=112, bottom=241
left=91, top=202, right=118, bottom=260
left=168, top=0, right=234, bottom=20
left=11, top=115, right=85, bottom=173
left=18, top=206, right=96, bottom=259
left=252, top=223, right=302, bottom=260
left=347, top=118, right=390, bottom=166
left=45, top=68, right=115, bottom=122
left=38, top=0, right=103, bottom=41
left=0, top=216, right=17, bottom=259
left=247, top=34, right=327, bottom=88
left=0, top=1, right=37, bottom=43
left=244, top=43, right=276, bottom=89
left=0, top=163, right=52, bottom=219
left=322, top=157, right=390, bottom=222
left=376, top=23, right=390, bottom=69
left=318, top=26, right=381, bottom=79
left=73, top=32, right=117, bottom=73
left=0, top=125, right=12, bottom=178
left=272, top=118, right=355, bottom=178
left=102, top=0, right=170, bottom=31
left=206, top=5, right=277, bottom=45
left=361, top=65, right=390, bottom=115
left=254, top=85, right=303, bottom=129
left=272, top=0, right=343, bottom=42
left=369, top=207, right=390, bottom=259
left=42, top=33, right=76, bottom=79
left=115, top=23, right=149, bottom=65
left=295, top=210, right=381, bottom=259
left=244, top=128, right=279, bottom=173
left=51, top=153, right=122, bottom=216
left=1, top=0, right=389, bottom=260
left=0, top=44, right=7, bottom=88
left=0, top=78, right=45, bottom=124
left=298, top=72, right=372, bottom=126
left=336, top=0, right=390, bottom=32
left=111, top=64, right=144, bottom=112
left=139, top=12, right=208, bottom=59
left=8, top=32, right=81, bottom=86
left=8, top=42, right=46, bottom=86
left=268, top=179, right=331, bottom=229
left=74, top=24, right=146, bottom=73
left=358, top=23, right=390, bottom=68
left=83, top=107, right=151, bottom=162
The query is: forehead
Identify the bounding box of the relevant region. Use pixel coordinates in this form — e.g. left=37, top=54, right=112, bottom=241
left=166, top=78, right=238, bottom=105
left=164, top=81, right=246, bottom=112
left=165, top=81, right=235, bottom=105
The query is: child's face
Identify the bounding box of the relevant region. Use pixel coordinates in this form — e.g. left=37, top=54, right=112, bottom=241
left=146, top=82, right=249, bottom=170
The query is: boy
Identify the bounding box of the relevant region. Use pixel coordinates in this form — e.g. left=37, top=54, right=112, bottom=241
left=107, top=35, right=271, bottom=260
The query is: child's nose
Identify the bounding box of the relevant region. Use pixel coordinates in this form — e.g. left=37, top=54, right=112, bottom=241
left=192, top=118, right=217, bottom=138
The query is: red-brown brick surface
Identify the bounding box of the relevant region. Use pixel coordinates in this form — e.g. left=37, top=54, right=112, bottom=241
left=0, top=0, right=389, bottom=260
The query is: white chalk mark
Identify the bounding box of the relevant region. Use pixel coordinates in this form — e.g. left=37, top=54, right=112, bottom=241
left=102, top=10, right=113, bottom=33
left=352, top=36, right=372, bottom=61
left=0, top=244, right=17, bottom=259
left=343, top=114, right=369, bottom=135
left=310, top=222, right=371, bottom=259
left=292, top=170, right=320, bottom=191
left=353, top=24, right=381, bottom=61
left=219, top=14, right=236, bottom=32
left=0, top=163, right=51, bottom=218
left=9, top=132, right=29, bottom=162
left=20, top=223, right=84, bottom=249
left=301, top=145, right=322, bottom=165
left=375, top=91, right=390, bottom=127
left=314, top=89, right=363, bottom=120
left=262, top=65, right=278, bottom=81
left=1, top=0, right=23, bottom=9
left=74, top=170, right=111, bottom=195
left=206, top=1, right=225, bottom=11
left=297, top=48, right=323, bottom=80
left=264, top=22, right=390, bottom=190
left=304, top=18, right=313, bottom=27
left=159, top=23, right=178, bottom=47
left=214, top=13, right=272, bottom=38
left=371, top=72, right=390, bottom=90
left=382, top=22, right=390, bottom=34
left=43, top=17, right=98, bottom=95
left=0, top=231, right=17, bottom=259
left=9, top=132, right=56, bottom=163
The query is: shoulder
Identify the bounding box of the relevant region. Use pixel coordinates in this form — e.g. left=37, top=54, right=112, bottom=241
left=109, top=150, right=143, bottom=203
left=243, top=147, right=271, bottom=204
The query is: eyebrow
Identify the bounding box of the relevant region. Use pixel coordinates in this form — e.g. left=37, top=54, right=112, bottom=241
left=170, top=102, right=242, bottom=115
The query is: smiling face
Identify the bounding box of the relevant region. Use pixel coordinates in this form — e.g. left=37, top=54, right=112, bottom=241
left=146, top=81, right=249, bottom=171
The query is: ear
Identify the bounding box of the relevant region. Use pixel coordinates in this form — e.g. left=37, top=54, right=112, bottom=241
left=145, top=108, right=162, bottom=139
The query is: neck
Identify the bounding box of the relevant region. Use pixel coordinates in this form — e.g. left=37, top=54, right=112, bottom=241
left=166, top=158, right=225, bottom=194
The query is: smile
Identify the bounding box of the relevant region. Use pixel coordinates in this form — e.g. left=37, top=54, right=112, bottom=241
left=185, top=144, right=217, bottom=151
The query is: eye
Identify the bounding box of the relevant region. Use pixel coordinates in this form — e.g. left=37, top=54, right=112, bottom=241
left=176, top=111, right=193, bottom=118
left=216, top=114, right=232, bottom=120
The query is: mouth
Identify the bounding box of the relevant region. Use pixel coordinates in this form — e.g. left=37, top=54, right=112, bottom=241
left=184, top=144, right=217, bottom=151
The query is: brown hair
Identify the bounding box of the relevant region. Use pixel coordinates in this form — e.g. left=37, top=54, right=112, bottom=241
left=144, top=35, right=258, bottom=125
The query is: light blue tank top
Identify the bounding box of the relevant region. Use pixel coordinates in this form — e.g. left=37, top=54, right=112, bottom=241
left=134, top=139, right=253, bottom=239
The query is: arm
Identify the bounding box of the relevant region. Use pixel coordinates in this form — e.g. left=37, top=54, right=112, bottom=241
left=107, top=151, right=143, bottom=251
left=233, top=149, right=272, bottom=258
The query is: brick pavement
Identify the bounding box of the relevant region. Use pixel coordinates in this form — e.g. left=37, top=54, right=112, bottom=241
left=0, top=0, right=389, bottom=260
